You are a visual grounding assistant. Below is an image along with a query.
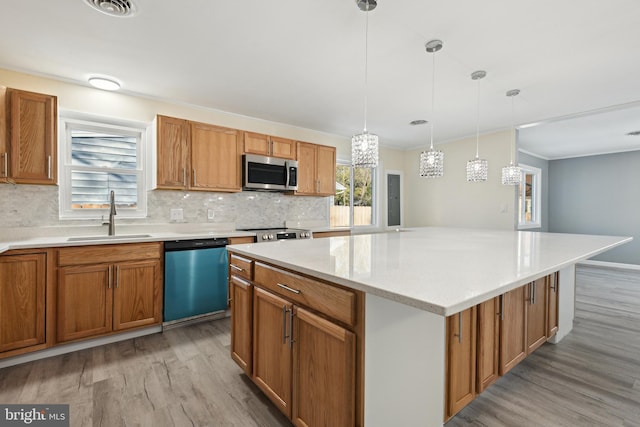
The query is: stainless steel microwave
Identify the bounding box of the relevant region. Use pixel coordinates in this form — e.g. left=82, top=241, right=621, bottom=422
left=242, top=154, right=298, bottom=191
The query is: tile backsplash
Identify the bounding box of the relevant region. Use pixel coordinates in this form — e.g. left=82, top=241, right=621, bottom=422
left=0, top=184, right=329, bottom=229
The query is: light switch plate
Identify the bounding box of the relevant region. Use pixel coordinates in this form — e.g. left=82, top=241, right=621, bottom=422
left=170, top=208, right=183, bottom=221
left=207, top=209, right=215, bottom=220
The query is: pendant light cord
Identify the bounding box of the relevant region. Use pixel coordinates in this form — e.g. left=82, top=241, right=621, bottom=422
left=475, top=78, right=480, bottom=159
left=363, top=3, right=370, bottom=133
left=510, top=93, right=515, bottom=165
left=430, top=50, right=435, bottom=150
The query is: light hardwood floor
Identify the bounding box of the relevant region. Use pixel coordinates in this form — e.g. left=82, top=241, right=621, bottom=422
left=1, top=265, right=638, bottom=426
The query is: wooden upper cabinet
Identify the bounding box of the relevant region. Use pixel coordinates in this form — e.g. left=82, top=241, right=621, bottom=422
left=113, top=259, right=162, bottom=331
left=5, top=88, right=57, bottom=185
left=547, top=272, right=559, bottom=337
left=445, top=306, right=477, bottom=420
left=157, top=115, right=189, bottom=189
left=476, top=296, right=500, bottom=393
left=243, top=132, right=296, bottom=160
left=499, top=286, right=527, bottom=375
left=0, top=253, right=46, bottom=353
left=190, top=122, right=241, bottom=192
left=526, top=278, right=548, bottom=354
left=295, top=141, right=336, bottom=196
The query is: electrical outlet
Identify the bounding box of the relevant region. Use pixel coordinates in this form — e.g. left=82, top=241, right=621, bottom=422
left=207, top=209, right=215, bottom=220
left=170, top=208, right=184, bottom=221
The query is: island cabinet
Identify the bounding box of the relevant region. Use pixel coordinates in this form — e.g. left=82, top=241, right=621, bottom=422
left=156, top=115, right=242, bottom=192
left=445, top=306, right=477, bottom=420
left=243, top=132, right=296, bottom=160
left=0, top=250, right=50, bottom=358
left=526, top=277, right=548, bottom=354
left=228, top=252, right=363, bottom=427
left=2, top=88, right=57, bottom=185
left=56, top=243, right=162, bottom=343
left=499, top=285, right=528, bottom=375
left=295, top=142, right=336, bottom=196
left=476, top=296, right=500, bottom=393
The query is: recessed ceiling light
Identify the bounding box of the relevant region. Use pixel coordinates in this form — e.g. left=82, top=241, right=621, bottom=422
left=88, top=77, right=121, bottom=91
left=84, top=0, right=137, bottom=18
left=410, top=119, right=428, bottom=126
left=626, top=130, right=640, bottom=136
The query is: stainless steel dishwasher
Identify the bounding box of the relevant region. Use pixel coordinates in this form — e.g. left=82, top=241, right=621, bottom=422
left=163, top=238, right=229, bottom=325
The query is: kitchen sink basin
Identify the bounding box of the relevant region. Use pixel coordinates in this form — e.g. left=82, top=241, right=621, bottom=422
left=67, top=234, right=152, bottom=241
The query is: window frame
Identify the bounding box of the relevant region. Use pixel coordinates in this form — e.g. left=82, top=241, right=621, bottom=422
left=58, top=111, right=149, bottom=220
left=330, top=159, right=378, bottom=230
left=517, top=163, right=542, bottom=229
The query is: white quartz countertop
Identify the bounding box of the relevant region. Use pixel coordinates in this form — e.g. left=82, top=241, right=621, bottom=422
left=0, top=223, right=255, bottom=254
left=227, top=227, right=632, bottom=316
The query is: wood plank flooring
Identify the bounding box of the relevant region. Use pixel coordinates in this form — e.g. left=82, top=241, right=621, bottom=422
left=1, top=265, right=638, bottom=426
left=447, top=265, right=640, bottom=427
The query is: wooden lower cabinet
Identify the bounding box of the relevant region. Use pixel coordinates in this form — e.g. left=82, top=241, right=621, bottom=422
left=547, top=272, right=559, bottom=337
left=445, top=306, right=477, bottom=420
left=0, top=252, right=46, bottom=353
left=526, top=278, right=548, bottom=354
left=230, top=275, right=253, bottom=374
left=476, top=297, right=500, bottom=393
left=56, top=243, right=162, bottom=343
left=292, top=306, right=356, bottom=427
left=499, top=286, right=527, bottom=375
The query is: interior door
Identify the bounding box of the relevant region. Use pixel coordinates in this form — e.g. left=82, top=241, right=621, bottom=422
left=387, top=173, right=401, bottom=227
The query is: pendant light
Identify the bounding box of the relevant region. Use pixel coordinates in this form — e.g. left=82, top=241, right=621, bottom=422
left=419, top=40, right=444, bottom=178
left=351, top=0, right=379, bottom=168
left=466, top=70, right=488, bottom=182
left=501, top=89, right=522, bottom=185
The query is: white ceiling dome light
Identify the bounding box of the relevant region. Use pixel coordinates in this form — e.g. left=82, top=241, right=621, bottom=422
left=88, top=77, right=121, bottom=91
left=83, top=0, right=137, bottom=17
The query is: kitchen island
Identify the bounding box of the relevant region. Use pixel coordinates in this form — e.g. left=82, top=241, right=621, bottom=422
left=227, top=227, right=631, bottom=427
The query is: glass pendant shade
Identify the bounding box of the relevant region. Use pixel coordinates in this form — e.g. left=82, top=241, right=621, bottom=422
left=419, top=148, right=444, bottom=177
left=467, top=157, right=488, bottom=182
left=501, top=163, right=521, bottom=185
left=352, top=131, right=379, bottom=168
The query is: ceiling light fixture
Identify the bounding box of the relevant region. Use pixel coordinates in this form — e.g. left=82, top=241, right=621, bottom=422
left=626, top=130, right=640, bottom=136
left=351, top=0, right=379, bottom=168
left=84, top=0, right=137, bottom=18
left=501, top=89, right=522, bottom=186
left=419, top=39, right=444, bottom=178
left=466, top=70, right=488, bottom=182
left=410, top=119, right=428, bottom=126
left=88, top=77, right=121, bottom=91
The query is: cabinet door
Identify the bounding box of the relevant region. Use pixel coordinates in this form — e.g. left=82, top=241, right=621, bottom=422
left=0, top=253, right=46, bottom=353
left=57, top=264, right=112, bottom=342
left=243, top=132, right=270, bottom=156
left=446, top=306, right=477, bottom=420
left=230, top=275, right=253, bottom=374
left=253, top=287, right=293, bottom=417
left=292, top=306, right=356, bottom=427
left=0, top=87, right=7, bottom=181
left=547, top=272, right=559, bottom=337
left=157, top=115, right=189, bottom=189
left=526, top=278, right=548, bottom=353
left=295, top=142, right=317, bottom=195
left=190, top=122, right=241, bottom=191
left=8, top=89, right=57, bottom=184
left=316, top=144, right=336, bottom=196
left=477, top=297, right=500, bottom=393
left=499, top=286, right=527, bottom=375
left=270, top=136, right=296, bottom=159
left=113, top=260, right=162, bottom=331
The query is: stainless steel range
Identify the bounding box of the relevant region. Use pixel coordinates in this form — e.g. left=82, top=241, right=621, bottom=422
left=241, top=227, right=312, bottom=242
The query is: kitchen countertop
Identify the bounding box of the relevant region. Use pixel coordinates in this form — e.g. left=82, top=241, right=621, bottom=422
left=227, top=227, right=632, bottom=316
left=0, top=223, right=255, bottom=255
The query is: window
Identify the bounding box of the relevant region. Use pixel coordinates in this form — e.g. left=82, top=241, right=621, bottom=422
left=518, top=164, right=541, bottom=229
left=59, top=112, right=148, bottom=219
left=330, top=161, right=376, bottom=228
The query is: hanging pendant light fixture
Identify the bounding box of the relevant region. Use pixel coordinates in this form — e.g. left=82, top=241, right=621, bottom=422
left=352, top=0, right=379, bottom=168
left=419, top=39, right=444, bottom=178
left=501, top=89, right=522, bottom=185
left=466, top=70, right=488, bottom=182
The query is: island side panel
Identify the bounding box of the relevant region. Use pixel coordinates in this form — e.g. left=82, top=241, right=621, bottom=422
left=365, top=293, right=446, bottom=427
left=549, top=265, right=576, bottom=343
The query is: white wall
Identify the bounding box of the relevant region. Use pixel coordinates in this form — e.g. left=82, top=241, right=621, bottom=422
left=403, top=130, right=517, bottom=230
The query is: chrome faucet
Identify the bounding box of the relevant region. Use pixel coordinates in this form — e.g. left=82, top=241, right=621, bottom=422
left=108, top=190, right=116, bottom=236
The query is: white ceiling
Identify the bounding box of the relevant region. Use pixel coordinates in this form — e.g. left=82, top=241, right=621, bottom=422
left=1, top=0, right=640, bottom=158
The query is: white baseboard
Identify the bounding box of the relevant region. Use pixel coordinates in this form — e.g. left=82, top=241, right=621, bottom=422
left=578, top=259, right=640, bottom=272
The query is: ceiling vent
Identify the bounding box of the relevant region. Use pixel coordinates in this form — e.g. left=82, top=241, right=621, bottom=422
left=84, top=0, right=137, bottom=17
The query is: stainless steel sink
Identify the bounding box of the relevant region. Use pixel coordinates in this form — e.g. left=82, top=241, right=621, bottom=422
left=67, top=234, right=152, bottom=242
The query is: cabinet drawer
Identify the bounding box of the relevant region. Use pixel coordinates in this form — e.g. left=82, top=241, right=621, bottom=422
left=57, top=242, right=162, bottom=266
left=254, top=262, right=356, bottom=326
left=229, top=254, right=253, bottom=280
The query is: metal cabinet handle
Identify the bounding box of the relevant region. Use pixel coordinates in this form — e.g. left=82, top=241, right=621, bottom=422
left=182, top=168, right=187, bottom=186
left=500, top=295, right=505, bottom=321
left=193, top=169, right=197, bottom=186
left=47, top=155, right=52, bottom=180
left=289, top=308, right=295, bottom=348
left=108, top=266, right=112, bottom=289
left=277, top=283, right=301, bottom=295
left=316, top=179, right=320, bottom=193
left=282, top=306, right=288, bottom=344
left=458, top=312, right=463, bottom=343
left=533, top=282, right=536, bottom=304
left=115, top=266, right=120, bottom=288
left=230, top=264, right=244, bottom=272
left=2, top=152, right=7, bottom=177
